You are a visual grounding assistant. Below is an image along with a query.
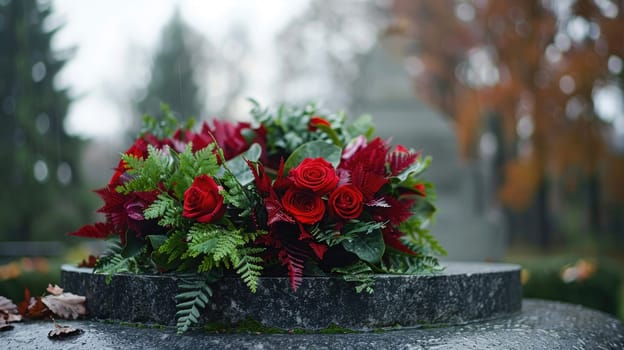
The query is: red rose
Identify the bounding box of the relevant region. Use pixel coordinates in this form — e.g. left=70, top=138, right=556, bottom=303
left=183, top=175, right=225, bottom=223
left=289, top=158, right=339, bottom=195
left=329, top=185, right=364, bottom=219
left=308, top=116, right=331, bottom=131
left=281, top=188, right=325, bottom=225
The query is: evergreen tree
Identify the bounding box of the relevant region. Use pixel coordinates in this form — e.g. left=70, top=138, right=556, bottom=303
left=0, top=0, right=91, bottom=241
left=137, top=9, right=203, bottom=122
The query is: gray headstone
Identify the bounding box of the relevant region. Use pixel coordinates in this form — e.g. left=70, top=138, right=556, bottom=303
left=350, top=39, right=505, bottom=261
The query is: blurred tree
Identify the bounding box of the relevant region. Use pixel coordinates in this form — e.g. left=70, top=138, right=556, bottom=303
left=0, top=0, right=92, bottom=241
left=392, top=0, right=624, bottom=246
left=276, top=0, right=386, bottom=108
left=137, top=8, right=204, bottom=122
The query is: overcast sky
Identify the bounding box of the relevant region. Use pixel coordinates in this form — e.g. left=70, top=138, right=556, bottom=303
left=51, top=0, right=308, bottom=139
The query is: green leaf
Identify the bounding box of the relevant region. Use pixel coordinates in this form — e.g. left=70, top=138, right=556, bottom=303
left=121, top=231, right=145, bottom=258
left=341, top=229, right=385, bottom=264
left=284, top=141, right=342, bottom=172
left=396, top=156, right=432, bottom=182
left=412, top=198, right=437, bottom=224
left=218, top=143, right=262, bottom=185
left=147, top=235, right=167, bottom=250
left=346, top=114, right=374, bottom=139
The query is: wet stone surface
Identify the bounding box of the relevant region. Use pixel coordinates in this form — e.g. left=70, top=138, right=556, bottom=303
left=2, top=300, right=623, bottom=350
left=60, top=262, right=521, bottom=330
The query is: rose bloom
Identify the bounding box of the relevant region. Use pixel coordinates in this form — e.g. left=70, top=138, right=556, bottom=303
left=281, top=188, right=325, bottom=225
left=183, top=175, right=225, bottom=223
left=289, top=158, right=339, bottom=195
left=329, top=185, right=364, bottom=219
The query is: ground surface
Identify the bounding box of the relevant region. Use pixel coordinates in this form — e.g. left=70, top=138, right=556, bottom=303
left=2, top=300, right=623, bottom=350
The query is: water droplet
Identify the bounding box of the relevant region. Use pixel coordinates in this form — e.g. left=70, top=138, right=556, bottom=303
left=554, top=33, right=571, bottom=52
left=35, top=113, right=50, bottom=134
left=479, top=132, right=497, bottom=157
left=567, top=16, right=589, bottom=42
left=33, top=160, right=49, bottom=183
left=608, top=56, right=622, bottom=74
left=57, top=162, right=72, bottom=186
left=31, top=61, right=47, bottom=83
left=545, top=45, right=562, bottom=63
left=516, top=115, right=534, bottom=139
left=455, top=3, right=475, bottom=22
left=559, top=75, right=575, bottom=95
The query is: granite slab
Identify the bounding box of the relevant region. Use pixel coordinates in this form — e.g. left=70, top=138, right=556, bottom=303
left=60, top=262, right=521, bottom=330
left=2, top=300, right=623, bottom=349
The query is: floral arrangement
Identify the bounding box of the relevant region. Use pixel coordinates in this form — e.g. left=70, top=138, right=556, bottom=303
left=71, top=101, right=444, bottom=333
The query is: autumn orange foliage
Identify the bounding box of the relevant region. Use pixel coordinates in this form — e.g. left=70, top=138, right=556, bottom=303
left=391, top=0, right=624, bottom=233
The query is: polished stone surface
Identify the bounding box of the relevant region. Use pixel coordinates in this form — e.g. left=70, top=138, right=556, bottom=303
left=60, top=262, right=521, bottom=330
left=2, top=300, right=623, bottom=349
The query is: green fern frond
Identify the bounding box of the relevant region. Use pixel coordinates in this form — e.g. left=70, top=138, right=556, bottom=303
left=175, top=272, right=218, bottom=334
left=332, top=261, right=375, bottom=294
left=235, top=247, right=265, bottom=293
left=118, top=145, right=172, bottom=194
left=158, top=230, right=188, bottom=264
left=309, top=225, right=346, bottom=246
left=381, top=252, right=441, bottom=275
left=186, top=223, right=221, bottom=257
left=193, top=144, right=219, bottom=175
left=213, top=233, right=244, bottom=265
left=144, top=193, right=176, bottom=220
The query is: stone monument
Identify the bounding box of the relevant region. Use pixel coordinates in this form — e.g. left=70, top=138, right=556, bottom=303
left=350, top=39, right=505, bottom=261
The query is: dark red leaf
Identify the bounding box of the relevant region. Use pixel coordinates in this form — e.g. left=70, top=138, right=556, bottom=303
left=68, top=222, right=114, bottom=239
left=78, top=255, right=98, bottom=268
left=278, top=246, right=306, bottom=292
left=265, top=198, right=295, bottom=225
left=387, top=147, right=420, bottom=176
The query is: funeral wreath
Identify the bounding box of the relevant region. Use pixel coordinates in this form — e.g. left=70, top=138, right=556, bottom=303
left=70, top=101, right=445, bottom=333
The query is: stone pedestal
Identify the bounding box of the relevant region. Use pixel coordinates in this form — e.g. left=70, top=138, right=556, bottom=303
left=2, top=263, right=622, bottom=349
left=60, top=262, right=521, bottom=330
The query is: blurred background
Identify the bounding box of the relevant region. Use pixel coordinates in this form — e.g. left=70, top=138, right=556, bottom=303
left=1, top=0, right=622, bottom=319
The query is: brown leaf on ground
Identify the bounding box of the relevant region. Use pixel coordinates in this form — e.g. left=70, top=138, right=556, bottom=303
left=0, top=296, right=17, bottom=315
left=41, top=293, right=86, bottom=320
left=17, top=288, right=32, bottom=316
left=0, top=296, right=22, bottom=323
left=48, top=320, right=82, bottom=339
left=0, top=318, right=14, bottom=331
left=24, top=297, right=51, bottom=319
left=46, top=284, right=64, bottom=296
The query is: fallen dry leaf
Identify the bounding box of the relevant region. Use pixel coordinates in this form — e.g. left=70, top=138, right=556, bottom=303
left=0, top=296, right=22, bottom=323
left=0, top=296, right=17, bottom=313
left=48, top=320, right=82, bottom=339
left=46, top=284, right=64, bottom=296
left=41, top=293, right=86, bottom=320
left=23, top=297, right=51, bottom=319
left=0, top=318, right=14, bottom=332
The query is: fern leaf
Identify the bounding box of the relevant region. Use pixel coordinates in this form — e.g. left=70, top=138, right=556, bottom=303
left=158, top=230, right=188, bottom=264
left=235, top=247, right=265, bottom=293
left=175, top=272, right=218, bottom=334
left=143, top=193, right=176, bottom=220
left=332, top=261, right=375, bottom=294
